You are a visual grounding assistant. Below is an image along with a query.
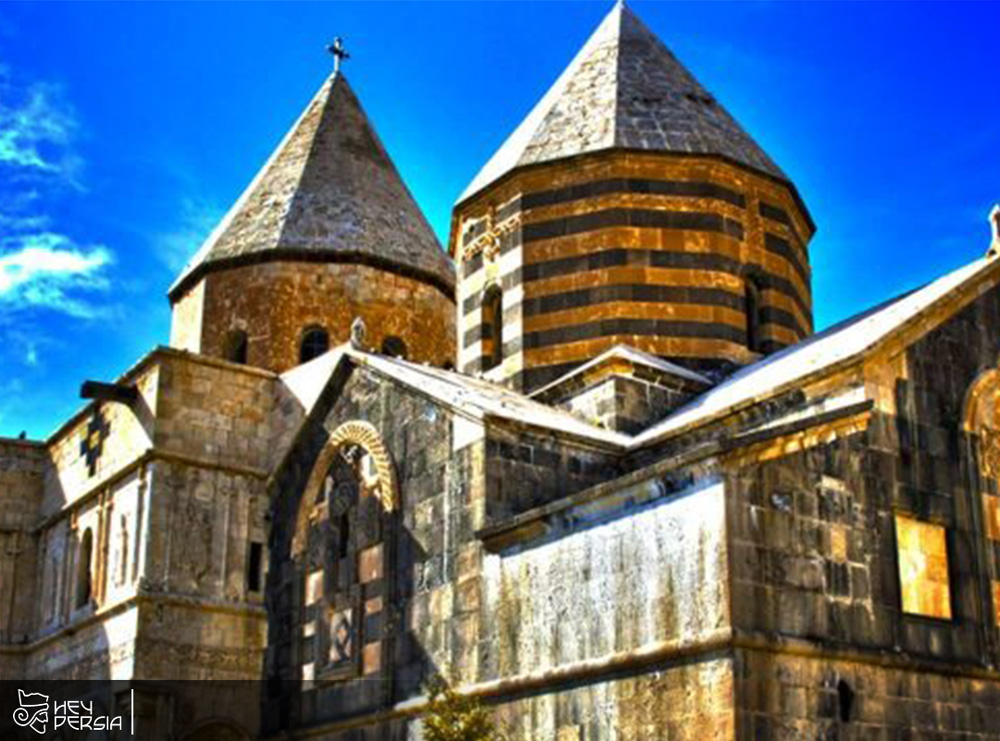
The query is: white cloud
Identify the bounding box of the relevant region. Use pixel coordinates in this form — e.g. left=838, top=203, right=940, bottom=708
left=0, top=233, right=112, bottom=318
left=0, top=66, right=82, bottom=185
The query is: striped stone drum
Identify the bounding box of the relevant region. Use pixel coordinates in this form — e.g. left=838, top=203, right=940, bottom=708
left=453, top=151, right=814, bottom=393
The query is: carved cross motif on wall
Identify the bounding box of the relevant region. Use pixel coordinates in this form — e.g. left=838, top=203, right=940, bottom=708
left=79, top=406, right=110, bottom=476
left=462, top=207, right=522, bottom=264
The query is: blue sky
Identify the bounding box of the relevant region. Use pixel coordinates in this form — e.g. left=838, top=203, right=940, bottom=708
left=0, top=1, right=997, bottom=439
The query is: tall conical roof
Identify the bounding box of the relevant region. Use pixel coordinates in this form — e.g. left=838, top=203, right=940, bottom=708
left=170, top=73, right=454, bottom=300
left=458, top=1, right=787, bottom=204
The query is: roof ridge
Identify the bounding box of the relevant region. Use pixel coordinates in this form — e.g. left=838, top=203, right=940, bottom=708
left=170, top=74, right=338, bottom=296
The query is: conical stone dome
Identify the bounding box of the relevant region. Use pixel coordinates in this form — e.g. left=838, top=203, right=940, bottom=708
left=172, top=73, right=453, bottom=300
left=459, top=1, right=787, bottom=205
left=452, top=1, right=814, bottom=392
left=169, top=73, right=456, bottom=372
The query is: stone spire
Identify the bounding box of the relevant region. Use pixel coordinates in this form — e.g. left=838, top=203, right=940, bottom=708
left=458, top=1, right=786, bottom=204
left=170, top=72, right=454, bottom=300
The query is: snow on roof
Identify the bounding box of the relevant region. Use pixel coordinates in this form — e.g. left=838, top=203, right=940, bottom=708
left=630, top=254, right=998, bottom=448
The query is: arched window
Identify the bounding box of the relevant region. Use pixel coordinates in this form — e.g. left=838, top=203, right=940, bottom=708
left=745, top=278, right=763, bottom=353
left=380, top=336, right=407, bottom=359
left=75, top=528, right=94, bottom=609
left=481, top=285, right=503, bottom=371
left=224, top=330, right=249, bottom=364
left=300, top=326, right=329, bottom=364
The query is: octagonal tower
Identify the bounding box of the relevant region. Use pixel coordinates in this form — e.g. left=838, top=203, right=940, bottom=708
left=451, top=1, right=814, bottom=392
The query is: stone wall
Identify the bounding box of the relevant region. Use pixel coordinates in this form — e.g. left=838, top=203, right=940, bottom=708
left=452, top=152, right=814, bottom=391
left=266, top=363, right=470, bottom=732
left=480, top=479, right=730, bottom=684
left=0, top=439, right=44, bottom=676
left=736, top=649, right=999, bottom=739
left=171, top=261, right=456, bottom=374
left=484, top=424, right=620, bottom=523
left=42, top=360, right=158, bottom=517
left=265, top=361, right=736, bottom=739
left=723, top=282, right=1000, bottom=737
left=492, top=656, right=734, bottom=741
left=153, top=351, right=277, bottom=469
left=25, top=606, right=139, bottom=679
left=7, top=349, right=278, bottom=685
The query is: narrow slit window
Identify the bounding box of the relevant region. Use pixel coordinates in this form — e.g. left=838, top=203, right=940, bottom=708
left=836, top=680, right=854, bottom=722
left=745, top=278, right=762, bottom=353
left=75, top=528, right=94, bottom=609
left=338, top=512, right=350, bottom=559
left=482, top=286, right=503, bottom=371
left=247, top=542, right=264, bottom=593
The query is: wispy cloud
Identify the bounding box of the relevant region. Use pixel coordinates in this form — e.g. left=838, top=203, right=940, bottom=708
left=0, top=233, right=112, bottom=318
left=0, top=65, right=115, bottom=326
left=0, top=63, right=83, bottom=187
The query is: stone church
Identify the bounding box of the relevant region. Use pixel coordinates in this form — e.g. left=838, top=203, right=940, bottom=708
left=2, top=2, right=999, bottom=739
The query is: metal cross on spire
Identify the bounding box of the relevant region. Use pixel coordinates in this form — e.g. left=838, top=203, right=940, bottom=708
left=327, top=37, right=350, bottom=74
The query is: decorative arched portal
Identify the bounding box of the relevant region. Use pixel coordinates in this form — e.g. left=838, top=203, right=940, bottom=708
left=964, top=367, right=1000, bottom=480
left=291, top=421, right=398, bottom=688
left=962, top=364, right=1000, bottom=629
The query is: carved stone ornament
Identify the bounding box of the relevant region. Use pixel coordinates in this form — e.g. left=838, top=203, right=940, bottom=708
left=982, top=427, right=1000, bottom=480
left=293, top=420, right=396, bottom=557
left=462, top=208, right=521, bottom=264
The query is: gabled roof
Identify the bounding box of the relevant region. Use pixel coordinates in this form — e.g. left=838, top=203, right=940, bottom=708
left=631, top=253, right=1000, bottom=448
left=280, top=346, right=630, bottom=449
left=276, top=252, right=998, bottom=455
left=458, top=1, right=787, bottom=204
left=530, top=343, right=712, bottom=402
left=170, top=73, right=454, bottom=300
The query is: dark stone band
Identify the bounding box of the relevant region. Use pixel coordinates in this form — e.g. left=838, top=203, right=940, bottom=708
left=522, top=317, right=749, bottom=351
left=463, top=250, right=812, bottom=322
left=522, top=208, right=745, bottom=243
left=764, top=232, right=810, bottom=283
left=759, top=201, right=792, bottom=226
left=461, top=291, right=806, bottom=349
left=169, top=249, right=456, bottom=304
left=521, top=178, right=747, bottom=210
